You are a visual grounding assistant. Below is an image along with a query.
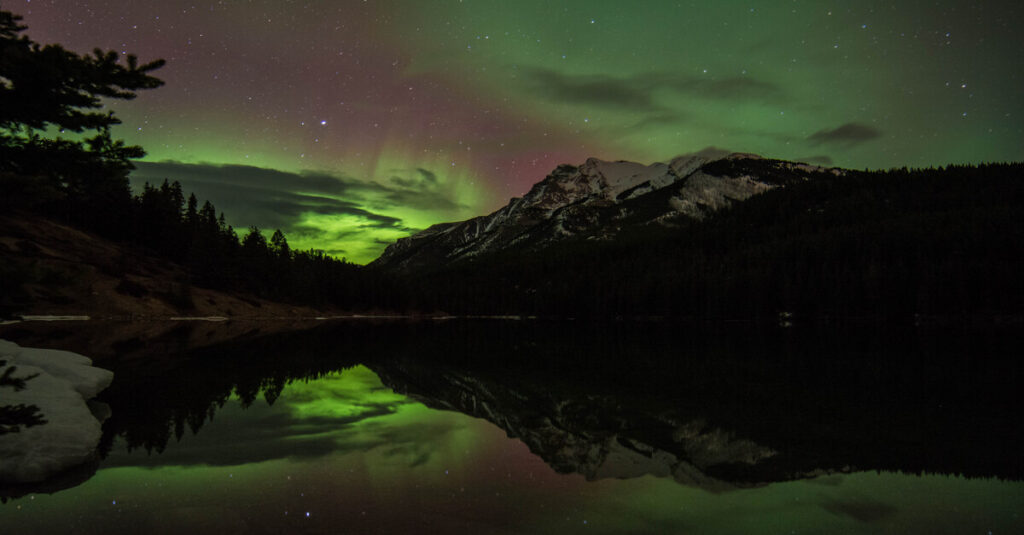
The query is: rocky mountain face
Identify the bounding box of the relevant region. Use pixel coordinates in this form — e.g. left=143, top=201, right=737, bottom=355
left=371, top=151, right=842, bottom=271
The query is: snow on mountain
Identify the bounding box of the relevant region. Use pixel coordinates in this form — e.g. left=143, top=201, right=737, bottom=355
left=371, top=152, right=843, bottom=271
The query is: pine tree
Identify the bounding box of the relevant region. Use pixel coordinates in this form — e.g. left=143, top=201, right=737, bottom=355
left=185, top=194, right=199, bottom=226
left=270, top=229, right=291, bottom=259
left=0, top=8, right=164, bottom=233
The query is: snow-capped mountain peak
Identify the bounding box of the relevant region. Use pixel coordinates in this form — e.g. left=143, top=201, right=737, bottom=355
left=371, top=152, right=842, bottom=271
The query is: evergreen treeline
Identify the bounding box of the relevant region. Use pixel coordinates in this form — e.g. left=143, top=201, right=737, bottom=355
left=407, top=162, right=1024, bottom=320
left=119, top=179, right=403, bottom=308
left=0, top=8, right=402, bottom=312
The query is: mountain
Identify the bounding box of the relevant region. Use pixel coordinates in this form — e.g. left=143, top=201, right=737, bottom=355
left=371, top=150, right=843, bottom=271
left=371, top=158, right=1023, bottom=318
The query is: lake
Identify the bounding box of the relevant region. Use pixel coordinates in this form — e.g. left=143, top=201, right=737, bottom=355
left=1, top=320, right=1022, bottom=534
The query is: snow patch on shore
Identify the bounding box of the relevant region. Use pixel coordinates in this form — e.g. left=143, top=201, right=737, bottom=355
left=0, top=340, right=113, bottom=483
left=19, top=315, right=91, bottom=322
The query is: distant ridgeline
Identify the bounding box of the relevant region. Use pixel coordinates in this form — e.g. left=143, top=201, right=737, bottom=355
left=376, top=155, right=1024, bottom=320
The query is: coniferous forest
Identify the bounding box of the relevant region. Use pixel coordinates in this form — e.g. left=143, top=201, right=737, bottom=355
left=0, top=10, right=401, bottom=312
left=2, top=8, right=1022, bottom=321
left=410, top=162, right=1024, bottom=320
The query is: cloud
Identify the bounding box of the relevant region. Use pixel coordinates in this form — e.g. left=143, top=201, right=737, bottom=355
left=807, top=123, right=882, bottom=146
left=796, top=155, right=835, bottom=166
left=524, top=68, right=786, bottom=113
left=129, top=160, right=475, bottom=262
left=134, top=161, right=382, bottom=196
left=131, top=160, right=465, bottom=230
left=655, top=74, right=783, bottom=101
left=416, top=168, right=438, bottom=184
left=526, top=69, right=664, bottom=111
left=381, top=167, right=468, bottom=211
left=679, top=146, right=734, bottom=160
left=390, top=176, right=420, bottom=189
left=132, top=161, right=400, bottom=227
left=626, top=112, right=688, bottom=132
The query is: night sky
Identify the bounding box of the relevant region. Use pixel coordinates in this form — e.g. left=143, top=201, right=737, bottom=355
left=12, top=1, right=1024, bottom=263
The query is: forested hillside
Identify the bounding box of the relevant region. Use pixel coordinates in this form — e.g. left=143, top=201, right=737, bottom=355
left=406, top=163, right=1024, bottom=320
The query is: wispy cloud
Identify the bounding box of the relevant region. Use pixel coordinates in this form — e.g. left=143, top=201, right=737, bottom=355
left=131, top=161, right=467, bottom=224
left=807, top=122, right=882, bottom=147
left=526, top=69, right=664, bottom=111
left=524, top=68, right=786, bottom=113
left=796, top=155, right=835, bottom=166
left=131, top=162, right=403, bottom=231
left=130, top=161, right=466, bottom=262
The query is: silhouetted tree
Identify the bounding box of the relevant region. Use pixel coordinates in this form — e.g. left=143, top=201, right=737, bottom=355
left=270, top=229, right=291, bottom=259
left=0, top=9, right=387, bottom=313
left=0, top=8, right=164, bottom=234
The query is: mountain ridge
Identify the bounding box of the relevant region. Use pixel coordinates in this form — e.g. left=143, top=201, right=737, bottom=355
left=371, top=150, right=843, bottom=271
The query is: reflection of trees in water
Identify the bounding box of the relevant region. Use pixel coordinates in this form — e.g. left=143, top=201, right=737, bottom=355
left=98, top=326, right=364, bottom=456
left=97, top=321, right=1024, bottom=483
left=0, top=360, right=47, bottom=435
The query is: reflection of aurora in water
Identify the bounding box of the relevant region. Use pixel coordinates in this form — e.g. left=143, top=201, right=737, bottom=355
left=101, top=367, right=480, bottom=470
left=1, top=366, right=1023, bottom=534
left=1, top=320, right=1023, bottom=533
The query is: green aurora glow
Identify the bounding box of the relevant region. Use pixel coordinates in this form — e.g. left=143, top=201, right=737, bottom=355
left=12, top=1, right=1024, bottom=262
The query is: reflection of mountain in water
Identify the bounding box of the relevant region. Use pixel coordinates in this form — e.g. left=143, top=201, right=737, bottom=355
left=374, top=360, right=777, bottom=491
left=3, top=320, right=1022, bottom=499
left=368, top=321, right=1024, bottom=487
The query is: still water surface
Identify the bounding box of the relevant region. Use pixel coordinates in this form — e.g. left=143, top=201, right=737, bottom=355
left=1, top=321, right=1022, bottom=533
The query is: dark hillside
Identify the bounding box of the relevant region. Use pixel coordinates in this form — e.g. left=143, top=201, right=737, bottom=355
left=402, top=163, right=1024, bottom=320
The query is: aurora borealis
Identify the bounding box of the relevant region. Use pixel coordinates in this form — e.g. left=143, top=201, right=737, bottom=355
left=11, top=1, right=1024, bottom=263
